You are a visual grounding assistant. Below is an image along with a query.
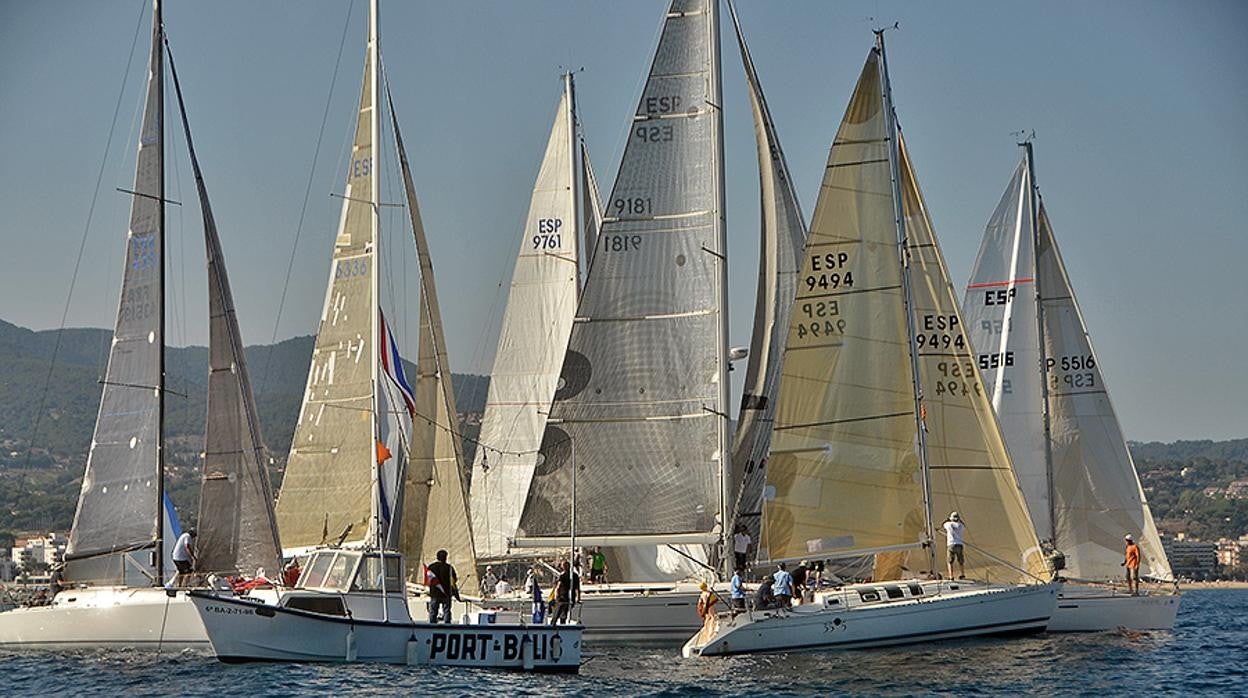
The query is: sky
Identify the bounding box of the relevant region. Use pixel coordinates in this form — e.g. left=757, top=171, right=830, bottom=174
left=0, top=0, right=1245, bottom=443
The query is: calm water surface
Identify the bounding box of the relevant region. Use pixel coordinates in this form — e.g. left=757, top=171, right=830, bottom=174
left=2, top=590, right=1243, bottom=696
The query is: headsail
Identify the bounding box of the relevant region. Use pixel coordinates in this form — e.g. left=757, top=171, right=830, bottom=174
left=518, top=0, right=730, bottom=548
left=725, top=0, right=809, bottom=545
left=65, top=0, right=165, bottom=585
left=166, top=46, right=282, bottom=578
left=386, top=85, right=480, bottom=592
left=965, top=152, right=1171, bottom=581
left=275, top=35, right=378, bottom=552
left=470, top=85, right=582, bottom=560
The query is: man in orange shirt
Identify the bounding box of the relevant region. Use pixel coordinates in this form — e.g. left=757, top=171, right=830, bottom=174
left=1122, top=534, right=1141, bottom=596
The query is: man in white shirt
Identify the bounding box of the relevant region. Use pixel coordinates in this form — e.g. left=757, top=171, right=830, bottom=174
left=168, top=528, right=197, bottom=589
left=494, top=575, right=513, bottom=597
left=733, top=525, right=752, bottom=572
left=943, top=512, right=966, bottom=579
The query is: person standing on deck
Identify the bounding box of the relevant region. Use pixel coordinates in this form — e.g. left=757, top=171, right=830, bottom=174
left=733, top=525, right=752, bottom=572
left=426, top=549, right=460, bottom=623
left=943, top=512, right=966, bottom=579
left=773, top=562, right=794, bottom=608
left=589, top=547, right=607, bottom=583
left=1123, top=534, right=1142, bottom=596
left=550, top=559, right=580, bottom=625
left=523, top=565, right=545, bottom=623
left=729, top=566, right=746, bottom=611
left=167, top=529, right=197, bottom=589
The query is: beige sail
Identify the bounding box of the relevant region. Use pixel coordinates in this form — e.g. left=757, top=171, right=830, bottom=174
left=275, top=48, right=377, bottom=551
left=760, top=51, right=922, bottom=564
left=897, top=137, right=1047, bottom=584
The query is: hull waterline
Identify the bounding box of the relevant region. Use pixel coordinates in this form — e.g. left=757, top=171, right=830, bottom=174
left=0, top=587, right=209, bottom=652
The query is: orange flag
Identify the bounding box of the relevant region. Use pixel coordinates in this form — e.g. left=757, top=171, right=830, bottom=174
left=376, top=440, right=392, bottom=464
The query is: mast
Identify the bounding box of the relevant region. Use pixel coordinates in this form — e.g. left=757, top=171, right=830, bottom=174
left=153, top=0, right=166, bottom=586
left=564, top=72, right=585, bottom=289
left=875, top=29, right=936, bottom=575
left=708, top=0, right=731, bottom=580
left=368, top=0, right=382, bottom=551
left=1022, top=140, right=1057, bottom=544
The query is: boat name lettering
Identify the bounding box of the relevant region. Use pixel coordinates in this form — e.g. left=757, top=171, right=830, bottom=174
left=428, top=631, right=560, bottom=663
left=977, top=351, right=1014, bottom=370
left=203, top=604, right=255, bottom=616
left=917, top=315, right=967, bottom=351
left=612, top=197, right=652, bottom=216
left=335, top=258, right=369, bottom=279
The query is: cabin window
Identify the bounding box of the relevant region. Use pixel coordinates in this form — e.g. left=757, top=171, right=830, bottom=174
left=284, top=595, right=347, bottom=616
left=858, top=589, right=881, bottom=603
left=300, top=553, right=334, bottom=588
left=353, top=555, right=403, bottom=592
left=907, top=583, right=923, bottom=597
left=322, top=553, right=359, bottom=590
left=884, top=585, right=904, bottom=599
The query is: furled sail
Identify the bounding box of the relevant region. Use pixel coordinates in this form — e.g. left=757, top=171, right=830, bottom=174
left=759, top=50, right=920, bottom=565
left=965, top=155, right=1171, bottom=581
left=275, top=45, right=377, bottom=551
left=725, top=0, right=808, bottom=544
left=470, top=87, right=581, bottom=560
left=167, top=50, right=282, bottom=578
left=65, top=2, right=165, bottom=584
left=518, top=0, right=729, bottom=546
left=387, top=87, right=480, bottom=592
left=897, top=136, right=1047, bottom=584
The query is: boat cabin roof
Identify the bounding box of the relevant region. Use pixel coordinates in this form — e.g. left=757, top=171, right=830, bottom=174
left=295, top=549, right=404, bottom=593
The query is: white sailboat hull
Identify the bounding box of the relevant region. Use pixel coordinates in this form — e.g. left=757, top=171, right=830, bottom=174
left=190, top=592, right=580, bottom=672
left=0, top=587, right=209, bottom=652
left=683, top=580, right=1059, bottom=657
left=471, top=583, right=702, bottom=644
left=1048, top=583, right=1180, bottom=631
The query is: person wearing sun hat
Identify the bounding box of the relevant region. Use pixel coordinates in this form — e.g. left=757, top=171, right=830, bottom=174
left=942, top=512, right=966, bottom=580
left=1122, top=534, right=1141, bottom=595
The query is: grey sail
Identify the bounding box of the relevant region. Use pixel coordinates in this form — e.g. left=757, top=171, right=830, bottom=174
left=167, top=51, right=282, bottom=578
left=725, top=0, right=809, bottom=544
left=385, top=86, right=480, bottom=593
left=518, top=0, right=729, bottom=545
left=64, top=2, right=165, bottom=585
left=275, top=46, right=378, bottom=551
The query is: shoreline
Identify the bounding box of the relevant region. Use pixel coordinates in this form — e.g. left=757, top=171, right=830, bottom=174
left=1179, top=581, right=1248, bottom=590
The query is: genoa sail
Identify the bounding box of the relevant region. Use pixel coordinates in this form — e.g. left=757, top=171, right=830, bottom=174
left=65, top=2, right=165, bottom=585
left=167, top=50, right=282, bottom=579
left=387, top=86, right=480, bottom=593
left=518, top=0, right=730, bottom=546
left=725, top=0, right=809, bottom=545
left=470, top=86, right=581, bottom=560
left=275, top=40, right=378, bottom=552
left=965, top=152, right=1172, bottom=581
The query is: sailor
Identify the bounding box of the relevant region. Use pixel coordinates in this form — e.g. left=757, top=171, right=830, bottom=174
left=773, top=562, right=794, bottom=608
left=1123, top=534, right=1142, bottom=596
left=494, top=574, right=513, bottom=597
left=550, top=559, right=580, bottom=625
left=482, top=565, right=498, bottom=598
left=524, top=565, right=545, bottom=623
left=943, top=512, right=966, bottom=579
left=733, top=525, right=752, bottom=572
left=589, top=547, right=608, bottom=584
left=425, top=549, right=460, bottom=623
left=168, top=528, right=197, bottom=589
left=792, top=560, right=810, bottom=603
left=753, top=574, right=775, bottom=610
left=729, top=566, right=746, bottom=611
left=281, top=557, right=302, bottom=587
left=697, top=581, right=720, bottom=619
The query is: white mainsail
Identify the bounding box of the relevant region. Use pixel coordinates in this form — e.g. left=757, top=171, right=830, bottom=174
left=760, top=42, right=1047, bottom=586
left=964, top=147, right=1172, bottom=581
left=724, top=0, right=809, bottom=546
left=64, top=1, right=166, bottom=586
left=470, top=81, right=583, bottom=560
left=517, top=0, right=730, bottom=549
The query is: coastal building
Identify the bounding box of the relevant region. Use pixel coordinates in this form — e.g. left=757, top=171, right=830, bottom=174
left=10, top=531, right=66, bottom=574
left=1162, top=536, right=1218, bottom=579
left=1215, top=538, right=1247, bottom=568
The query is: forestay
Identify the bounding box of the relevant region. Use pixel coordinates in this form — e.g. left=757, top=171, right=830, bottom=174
left=470, top=89, right=580, bottom=560
left=965, top=159, right=1171, bottom=581
left=167, top=48, right=282, bottom=578
left=65, top=4, right=165, bottom=584
left=275, top=46, right=378, bottom=551
left=519, top=0, right=728, bottom=544
left=725, top=0, right=808, bottom=545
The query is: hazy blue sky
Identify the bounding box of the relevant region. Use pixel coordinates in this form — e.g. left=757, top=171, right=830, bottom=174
left=1, top=1, right=1244, bottom=442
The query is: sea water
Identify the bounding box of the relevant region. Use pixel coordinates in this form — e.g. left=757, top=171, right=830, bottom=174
left=2, top=590, right=1243, bottom=695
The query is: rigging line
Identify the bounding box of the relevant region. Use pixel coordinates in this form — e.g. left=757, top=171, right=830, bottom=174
left=258, top=0, right=356, bottom=397
left=19, top=0, right=147, bottom=478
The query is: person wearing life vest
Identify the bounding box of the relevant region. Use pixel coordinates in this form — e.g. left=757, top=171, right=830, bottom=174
left=697, top=581, right=720, bottom=619
left=425, top=549, right=460, bottom=623
left=1122, top=534, right=1142, bottom=596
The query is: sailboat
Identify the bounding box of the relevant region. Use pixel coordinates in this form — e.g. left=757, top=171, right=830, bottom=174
left=189, top=0, right=580, bottom=670
left=0, top=0, right=280, bottom=652
left=469, top=72, right=598, bottom=564
left=962, top=142, right=1180, bottom=631
left=683, top=31, right=1058, bottom=658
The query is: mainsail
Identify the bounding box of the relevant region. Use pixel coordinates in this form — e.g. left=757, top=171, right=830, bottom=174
left=964, top=148, right=1171, bottom=581
left=167, top=49, right=282, bottom=578
left=65, top=1, right=166, bottom=585
left=518, top=0, right=730, bottom=547
left=275, top=28, right=378, bottom=551
left=725, top=0, right=809, bottom=544
left=760, top=41, right=1046, bottom=585
left=387, top=85, right=480, bottom=592
left=470, top=82, right=583, bottom=560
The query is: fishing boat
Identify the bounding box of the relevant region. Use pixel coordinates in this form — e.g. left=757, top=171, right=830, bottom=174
left=684, top=30, right=1059, bottom=658
left=190, top=0, right=580, bottom=671
left=0, top=0, right=280, bottom=653
left=962, top=142, right=1180, bottom=631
